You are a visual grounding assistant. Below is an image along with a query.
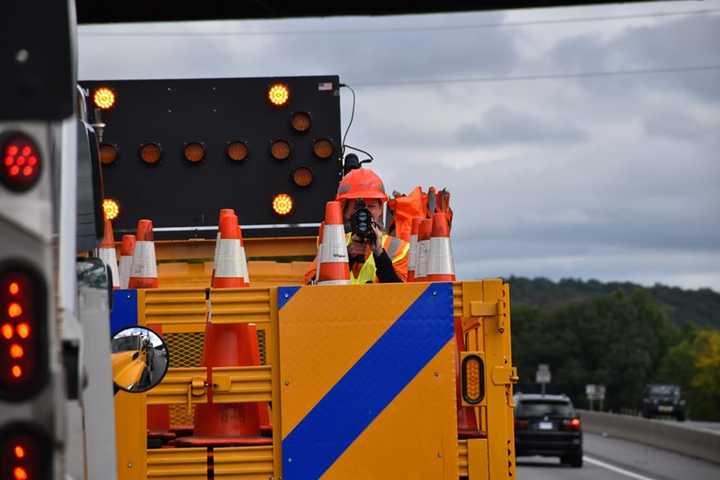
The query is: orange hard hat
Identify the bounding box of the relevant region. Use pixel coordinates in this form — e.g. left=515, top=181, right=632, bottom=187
left=336, top=168, right=388, bottom=203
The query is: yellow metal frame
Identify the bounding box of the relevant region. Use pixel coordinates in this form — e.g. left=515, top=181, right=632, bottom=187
left=114, top=280, right=517, bottom=480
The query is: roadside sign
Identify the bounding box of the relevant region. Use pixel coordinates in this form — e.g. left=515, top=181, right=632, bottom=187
left=586, top=384, right=606, bottom=400
left=536, top=364, right=551, bottom=384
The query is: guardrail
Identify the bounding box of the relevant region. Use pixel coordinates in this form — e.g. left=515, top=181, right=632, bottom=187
left=578, top=409, right=720, bottom=464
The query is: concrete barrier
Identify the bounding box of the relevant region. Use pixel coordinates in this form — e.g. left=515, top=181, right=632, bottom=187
left=579, top=409, right=720, bottom=464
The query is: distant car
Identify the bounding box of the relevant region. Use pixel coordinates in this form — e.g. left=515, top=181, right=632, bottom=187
left=641, top=384, right=686, bottom=421
left=514, top=393, right=583, bottom=468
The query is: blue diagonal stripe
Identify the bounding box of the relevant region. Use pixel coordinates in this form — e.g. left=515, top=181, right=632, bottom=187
left=279, top=286, right=301, bottom=309
left=282, top=282, right=453, bottom=480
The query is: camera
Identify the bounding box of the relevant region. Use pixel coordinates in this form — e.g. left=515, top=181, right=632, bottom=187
left=350, top=199, right=376, bottom=243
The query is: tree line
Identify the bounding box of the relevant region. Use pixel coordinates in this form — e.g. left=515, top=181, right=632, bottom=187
left=509, top=277, right=720, bottom=420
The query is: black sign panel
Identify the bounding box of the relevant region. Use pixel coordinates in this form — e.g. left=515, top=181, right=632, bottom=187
left=80, top=76, right=342, bottom=238
left=0, top=1, right=74, bottom=120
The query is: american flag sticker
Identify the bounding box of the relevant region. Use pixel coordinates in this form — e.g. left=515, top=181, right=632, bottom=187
left=317, top=82, right=333, bottom=91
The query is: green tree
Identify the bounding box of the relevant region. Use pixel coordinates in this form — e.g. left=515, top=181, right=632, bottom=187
left=512, top=290, right=676, bottom=412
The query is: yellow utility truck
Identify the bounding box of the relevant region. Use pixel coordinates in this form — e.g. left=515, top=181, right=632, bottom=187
left=81, top=75, right=518, bottom=480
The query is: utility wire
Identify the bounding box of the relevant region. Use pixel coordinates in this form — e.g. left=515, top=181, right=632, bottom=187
left=79, top=8, right=720, bottom=37
left=345, top=64, right=720, bottom=88
left=340, top=84, right=356, bottom=158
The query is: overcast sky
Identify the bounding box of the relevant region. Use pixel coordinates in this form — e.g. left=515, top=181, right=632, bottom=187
left=78, top=1, right=720, bottom=291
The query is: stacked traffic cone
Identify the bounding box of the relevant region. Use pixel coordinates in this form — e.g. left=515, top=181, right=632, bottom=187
left=407, top=218, right=422, bottom=282
left=173, top=321, right=271, bottom=446
left=211, top=208, right=236, bottom=285
left=118, top=234, right=136, bottom=289
left=146, top=323, right=174, bottom=444
left=97, top=219, right=120, bottom=289
left=454, top=317, right=482, bottom=438
left=174, top=210, right=270, bottom=447
left=413, top=218, right=433, bottom=282
left=212, top=214, right=248, bottom=288
left=427, top=212, right=455, bottom=281
left=128, top=219, right=159, bottom=289
left=235, top=219, right=250, bottom=286
left=317, top=201, right=350, bottom=285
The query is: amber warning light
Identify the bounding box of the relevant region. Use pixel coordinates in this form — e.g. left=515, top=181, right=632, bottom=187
left=103, top=199, right=120, bottom=221
left=268, top=83, right=290, bottom=107
left=272, top=193, right=293, bottom=216
left=93, top=87, right=116, bottom=110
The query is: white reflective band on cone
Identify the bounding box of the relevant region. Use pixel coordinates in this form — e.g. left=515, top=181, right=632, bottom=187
left=130, top=241, right=158, bottom=278
left=408, top=233, right=418, bottom=271
left=319, top=225, right=349, bottom=263
left=415, top=240, right=430, bottom=278
left=238, top=247, right=250, bottom=282
left=98, top=247, right=120, bottom=287
left=213, top=231, right=221, bottom=266
left=216, top=239, right=244, bottom=278
left=428, top=237, right=455, bottom=275
left=314, top=244, right=323, bottom=282
left=119, top=255, right=133, bottom=289
left=319, top=279, right=351, bottom=285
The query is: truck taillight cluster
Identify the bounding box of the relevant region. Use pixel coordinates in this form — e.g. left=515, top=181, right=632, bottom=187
left=1, top=134, right=42, bottom=192
left=0, top=266, right=48, bottom=401
left=0, top=424, right=52, bottom=480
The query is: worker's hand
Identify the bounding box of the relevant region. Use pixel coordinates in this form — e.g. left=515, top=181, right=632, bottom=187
left=348, top=236, right=366, bottom=258
left=371, top=224, right=384, bottom=256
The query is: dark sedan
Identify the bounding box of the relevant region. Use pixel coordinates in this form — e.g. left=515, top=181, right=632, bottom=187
left=514, top=393, right=583, bottom=467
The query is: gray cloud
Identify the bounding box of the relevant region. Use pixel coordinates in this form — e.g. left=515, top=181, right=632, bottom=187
left=543, top=14, right=720, bottom=102
left=643, top=108, right=712, bottom=140
left=78, top=4, right=720, bottom=291
left=456, top=106, right=589, bottom=146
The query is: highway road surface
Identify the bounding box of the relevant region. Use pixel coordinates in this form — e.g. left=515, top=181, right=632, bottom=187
left=517, top=432, right=720, bottom=479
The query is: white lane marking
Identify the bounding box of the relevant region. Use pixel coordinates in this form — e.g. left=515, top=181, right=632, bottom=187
left=585, top=456, right=658, bottom=480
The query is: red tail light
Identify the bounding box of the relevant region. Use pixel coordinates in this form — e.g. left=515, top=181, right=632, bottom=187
left=562, top=418, right=581, bottom=431
left=0, top=265, right=48, bottom=401
left=0, top=424, right=52, bottom=480
left=515, top=419, right=528, bottom=430
left=1, top=133, right=42, bottom=191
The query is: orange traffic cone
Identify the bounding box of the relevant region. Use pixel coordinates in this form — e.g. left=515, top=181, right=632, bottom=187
left=212, top=209, right=236, bottom=284
left=174, top=322, right=272, bottom=446
left=407, top=217, right=422, bottom=282
left=454, top=317, right=482, bottom=438
left=118, top=234, right=136, bottom=289
left=427, top=212, right=455, bottom=281
left=97, top=219, right=120, bottom=289
left=317, top=201, right=350, bottom=285
left=128, top=219, right=158, bottom=289
left=235, top=218, right=250, bottom=286
left=314, top=222, right=325, bottom=284
left=212, top=214, right=248, bottom=288
left=414, top=219, right=432, bottom=282
left=146, top=323, right=174, bottom=444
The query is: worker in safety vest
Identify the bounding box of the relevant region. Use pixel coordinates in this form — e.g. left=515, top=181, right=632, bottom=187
left=305, top=168, right=410, bottom=284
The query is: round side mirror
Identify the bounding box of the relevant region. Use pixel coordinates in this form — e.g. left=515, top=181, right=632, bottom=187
left=111, top=326, right=169, bottom=393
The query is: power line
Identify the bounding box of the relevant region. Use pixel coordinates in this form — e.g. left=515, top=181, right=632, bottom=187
left=79, top=8, right=720, bottom=37
left=345, top=64, right=720, bottom=88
